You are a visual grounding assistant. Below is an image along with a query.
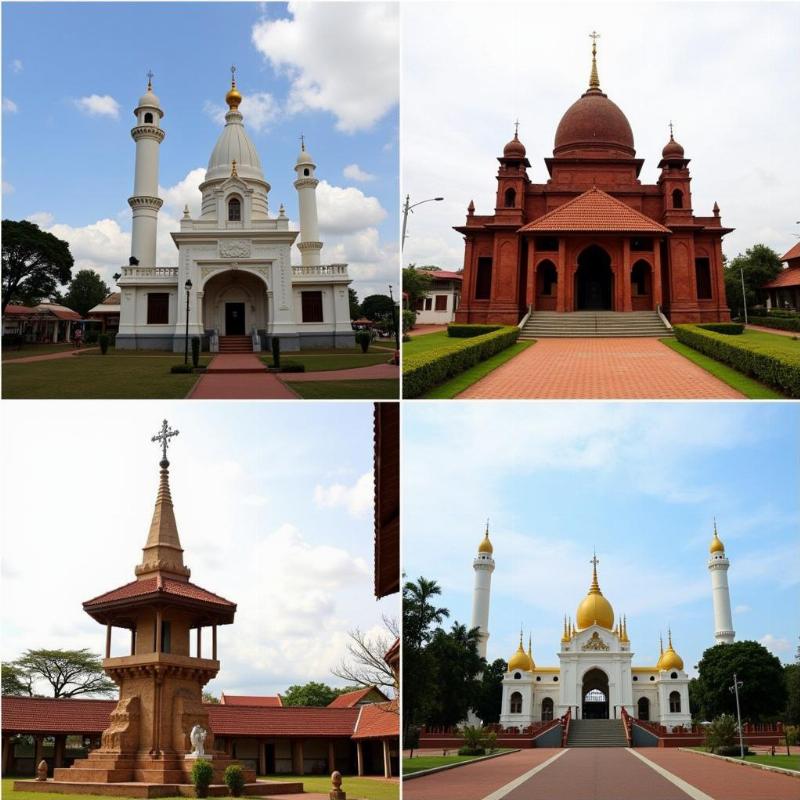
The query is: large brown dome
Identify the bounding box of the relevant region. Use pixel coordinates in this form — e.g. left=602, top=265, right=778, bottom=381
left=554, top=90, right=635, bottom=158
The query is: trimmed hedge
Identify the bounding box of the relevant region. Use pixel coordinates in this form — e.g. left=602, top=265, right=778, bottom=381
left=674, top=325, right=800, bottom=397
left=404, top=326, right=519, bottom=398
left=447, top=324, right=503, bottom=338
left=762, top=309, right=800, bottom=319
left=748, top=315, right=800, bottom=333
left=697, top=323, right=744, bottom=335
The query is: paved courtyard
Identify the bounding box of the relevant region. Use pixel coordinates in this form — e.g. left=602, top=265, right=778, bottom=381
left=404, top=748, right=800, bottom=800
left=458, top=338, right=743, bottom=399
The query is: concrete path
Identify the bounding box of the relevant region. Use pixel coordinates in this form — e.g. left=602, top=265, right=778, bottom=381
left=408, top=324, right=448, bottom=337
left=458, top=338, right=743, bottom=399
left=2, top=347, right=99, bottom=363
left=282, top=363, right=399, bottom=382
left=746, top=324, right=798, bottom=338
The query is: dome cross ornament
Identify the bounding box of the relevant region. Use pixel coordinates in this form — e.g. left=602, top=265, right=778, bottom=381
left=151, top=419, right=179, bottom=466
left=230, top=64, right=237, bottom=87
left=669, top=120, right=674, bottom=140
left=146, top=70, right=154, bottom=91
left=589, top=30, right=601, bottom=91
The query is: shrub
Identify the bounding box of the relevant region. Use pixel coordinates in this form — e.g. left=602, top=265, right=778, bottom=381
left=447, top=324, right=503, bottom=338
left=192, top=336, right=200, bottom=368
left=402, top=309, right=416, bottom=333
left=715, top=744, right=751, bottom=757
left=698, top=323, right=744, bottom=335
left=748, top=315, right=800, bottom=332
left=764, top=309, right=800, bottom=318
left=98, top=334, right=110, bottom=355
left=674, top=325, right=800, bottom=397
left=171, top=364, right=194, bottom=374
left=704, top=714, right=737, bottom=753
left=785, top=725, right=799, bottom=746
left=485, top=730, right=498, bottom=753
left=271, top=336, right=281, bottom=368
left=403, top=326, right=519, bottom=398
left=191, top=759, right=214, bottom=798
left=84, top=329, right=99, bottom=345
left=458, top=746, right=486, bottom=756
left=356, top=330, right=371, bottom=353
left=402, top=334, right=411, bottom=343
left=223, top=764, right=245, bottom=797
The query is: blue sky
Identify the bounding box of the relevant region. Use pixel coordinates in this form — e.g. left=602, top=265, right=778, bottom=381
left=2, top=2, right=399, bottom=300
left=403, top=402, right=800, bottom=674
left=2, top=402, right=397, bottom=697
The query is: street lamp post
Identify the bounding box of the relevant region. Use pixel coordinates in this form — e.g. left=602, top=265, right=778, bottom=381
left=388, top=284, right=400, bottom=356
left=184, top=279, right=193, bottom=366
left=729, top=673, right=745, bottom=758
left=401, top=194, right=444, bottom=251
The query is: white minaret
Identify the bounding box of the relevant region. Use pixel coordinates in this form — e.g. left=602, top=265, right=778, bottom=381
left=708, top=520, right=735, bottom=644
left=129, top=73, right=165, bottom=269
left=471, top=521, right=495, bottom=660
left=293, top=137, right=323, bottom=267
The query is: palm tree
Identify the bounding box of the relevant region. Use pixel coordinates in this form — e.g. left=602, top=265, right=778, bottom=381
left=403, top=577, right=450, bottom=650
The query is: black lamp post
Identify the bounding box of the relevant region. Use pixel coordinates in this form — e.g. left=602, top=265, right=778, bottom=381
left=184, top=278, right=192, bottom=365
left=388, top=284, right=400, bottom=355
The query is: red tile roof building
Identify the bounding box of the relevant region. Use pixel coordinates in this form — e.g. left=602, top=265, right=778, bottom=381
left=327, top=687, right=389, bottom=708
left=454, top=44, right=732, bottom=325
left=761, top=243, right=800, bottom=309
left=220, top=693, right=283, bottom=707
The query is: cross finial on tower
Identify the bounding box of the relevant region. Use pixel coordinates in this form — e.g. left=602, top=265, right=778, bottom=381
left=151, top=419, right=179, bottom=466
left=300, top=133, right=305, bottom=152
left=230, top=64, right=237, bottom=87
left=590, top=551, right=599, bottom=569
left=588, top=30, right=601, bottom=90
left=485, top=517, right=490, bottom=535
left=146, top=70, right=154, bottom=90
left=513, top=119, right=520, bottom=138
left=669, top=120, right=674, bottom=140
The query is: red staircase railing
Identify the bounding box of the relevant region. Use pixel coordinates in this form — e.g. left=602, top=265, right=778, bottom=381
left=620, top=707, right=633, bottom=747
left=560, top=707, right=572, bottom=748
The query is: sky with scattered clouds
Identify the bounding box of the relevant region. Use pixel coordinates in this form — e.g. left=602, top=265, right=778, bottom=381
left=1, top=403, right=397, bottom=698
left=1, top=2, right=399, bottom=301
left=402, top=2, right=800, bottom=269
left=403, top=403, right=800, bottom=675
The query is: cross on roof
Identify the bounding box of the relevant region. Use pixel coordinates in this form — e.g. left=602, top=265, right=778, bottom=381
left=590, top=552, right=599, bottom=568
left=151, top=419, right=179, bottom=463
left=669, top=120, right=674, bottom=138
left=230, top=64, right=237, bottom=84
left=590, top=30, right=601, bottom=47
left=514, top=119, right=520, bottom=137
left=300, top=133, right=305, bottom=151
left=146, top=70, right=154, bottom=89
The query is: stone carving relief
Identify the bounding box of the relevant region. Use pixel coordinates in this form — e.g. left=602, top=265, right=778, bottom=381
left=581, top=632, right=610, bottom=651
left=101, top=696, right=141, bottom=753
left=219, top=240, right=251, bottom=259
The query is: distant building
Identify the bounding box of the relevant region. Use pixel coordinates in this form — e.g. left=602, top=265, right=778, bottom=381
left=761, top=243, right=800, bottom=310
left=2, top=303, right=81, bottom=342
left=414, top=270, right=462, bottom=324
left=86, top=293, right=121, bottom=334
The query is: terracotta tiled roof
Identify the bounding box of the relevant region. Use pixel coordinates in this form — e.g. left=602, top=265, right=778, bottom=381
left=208, top=705, right=359, bottom=737
left=1, top=697, right=116, bottom=734
left=763, top=265, right=800, bottom=289
left=519, top=188, right=671, bottom=234
left=427, top=270, right=463, bottom=282
left=352, top=700, right=399, bottom=739
left=103, top=293, right=122, bottom=305
left=84, top=577, right=235, bottom=609
left=781, top=242, right=800, bottom=262
left=35, top=303, right=82, bottom=320
left=3, top=305, right=38, bottom=316
left=327, top=687, right=388, bottom=708
left=220, top=694, right=283, bottom=707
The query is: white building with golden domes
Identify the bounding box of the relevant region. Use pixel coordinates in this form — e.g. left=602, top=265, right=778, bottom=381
left=471, top=524, right=735, bottom=732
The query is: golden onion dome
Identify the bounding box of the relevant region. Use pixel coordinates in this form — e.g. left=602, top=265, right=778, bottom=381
left=478, top=522, right=493, bottom=554
left=226, top=83, right=242, bottom=110
left=508, top=635, right=530, bottom=672
left=710, top=520, right=725, bottom=554
left=575, top=555, right=614, bottom=630
left=658, top=630, right=684, bottom=671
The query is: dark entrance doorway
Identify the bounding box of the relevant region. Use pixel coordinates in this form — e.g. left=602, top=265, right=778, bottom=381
left=575, top=245, right=613, bottom=310
left=582, top=668, right=610, bottom=719
left=225, top=302, right=245, bottom=335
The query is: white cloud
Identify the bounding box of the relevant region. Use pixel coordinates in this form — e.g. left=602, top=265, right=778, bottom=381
left=48, top=218, right=130, bottom=271
left=316, top=180, right=387, bottom=234
left=203, top=92, right=280, bottom=133
left=760, top=634, right=792, bottom=657
left=2, top=97, right=18, bottom=113
left=314, top=472, right=373, bottom=519
left=74, top=94, right=121, bottom=119
left=11, top=59, right=23, bottom=73
left=159, top=167, right=205, bottom=218
left=734, top=604, right=751, bottom=614
left=251, top=2, right=398, bottom=133
left=343, top=164, right=375, bottom=183
left=26, top=212, right=54, bottom=228
left=2, top=181, right=15, bottom=195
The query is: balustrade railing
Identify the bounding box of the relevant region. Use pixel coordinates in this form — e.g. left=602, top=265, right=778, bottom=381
left=120, top=266, right=179, bottom=279
left=291, top=264, right=349, bottom=277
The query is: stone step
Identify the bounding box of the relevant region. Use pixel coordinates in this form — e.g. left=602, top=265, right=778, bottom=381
left=521, top=311, right=671, bottom=338
left=566, top=719, right=628, bottom=748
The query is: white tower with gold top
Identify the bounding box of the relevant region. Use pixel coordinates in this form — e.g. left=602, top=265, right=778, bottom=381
left=470, top=522, right=495, bottom=660
left=708, top=521, right=735, bottom=644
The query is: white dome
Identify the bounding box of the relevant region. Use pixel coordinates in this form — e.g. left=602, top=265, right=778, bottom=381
left=137, top=89, right=161, bottom=110
left=206, top=110, right=264, bottom=182
left=297, top=149, right=314, bottom=166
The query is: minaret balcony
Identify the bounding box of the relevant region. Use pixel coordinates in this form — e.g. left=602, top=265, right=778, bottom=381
left=118, top=266, right=179, bottom=286
left=291, top=264, right=350, bottom=283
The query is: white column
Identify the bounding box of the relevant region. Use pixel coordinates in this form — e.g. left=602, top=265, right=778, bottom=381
left=709, top=550, right=735, bottom=644
left=294, top=148, right=323, bottom=267
left=471, top=544, right=495, bottom=660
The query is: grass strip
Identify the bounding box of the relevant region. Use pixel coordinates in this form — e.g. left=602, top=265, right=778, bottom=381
left=259, top=773, right=398, bottom=800
left=422, top=341, right=533, bottom=399
left=261, top=353, right=389, bottom=372
left=285, top=379, right=399, bottom=399
left=661, top=339, right=783, bottom=399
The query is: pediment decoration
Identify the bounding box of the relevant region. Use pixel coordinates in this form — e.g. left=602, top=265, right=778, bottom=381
left=219, top=240, right=251, bottom=259
left=582, top=631, right=610, bottom=651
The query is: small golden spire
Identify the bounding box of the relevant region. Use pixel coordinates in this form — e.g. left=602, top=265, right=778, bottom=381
left=668, top=627, right=673, bottom=649
left=621, top=614, right=629, bottom=642
left=562, top=615, right=569, bottom=642
left=231, top=159, right=238, bottom=178
left=588, top=30, right=601, bottom=91
left=589, top=551, right=602, bottom=594
left=659, top=633, right=664, bottom=654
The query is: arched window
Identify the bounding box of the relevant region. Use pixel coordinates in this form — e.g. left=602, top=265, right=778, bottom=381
left=510, top=692, right=522, bottom=714
left=671, top=672, right=678, bottom=680
left=504, top=188, right=516, bottom=208
left=669, top=691, right=681, bottom=713
left=538, top=260, right=557, bottom=297
left=144, top=112, right=154, bottom=124
left=637, top=697, right=650, bottom=721
left=304, top=168, right=310, bottom=177
left=541, top=698, right=554, bottom=721
left=631, top=260, right=650, bottom=296
left=228, top=197, right=242, bottom=222
left=672, top=189, right=684, bottom=209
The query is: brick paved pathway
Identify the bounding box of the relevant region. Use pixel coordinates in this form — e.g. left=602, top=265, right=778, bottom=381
left=636, top=749, right=800, bottom=800
left=459, top=338, right=742, bottom=399
left=281, top=363, right=399, bottom=382
left=188, top=365, right=297, bottom=400
left=3, top=346, right=99, bottom=363
left=408, top=324, right=448, bottom=337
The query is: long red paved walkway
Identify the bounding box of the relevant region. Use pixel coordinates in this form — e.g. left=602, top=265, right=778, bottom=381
left=458, top=338, right=743, bottom=399
left=189, top=355, right=297, bottom=399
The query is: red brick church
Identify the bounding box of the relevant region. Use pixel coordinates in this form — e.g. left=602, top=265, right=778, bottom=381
left=455, top=36, right=732, bottom=326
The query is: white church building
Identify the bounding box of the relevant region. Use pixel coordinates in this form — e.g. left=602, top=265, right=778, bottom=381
left=470, top=523, right=736, bottom=731
left=116, top=74, right=354, bottom=351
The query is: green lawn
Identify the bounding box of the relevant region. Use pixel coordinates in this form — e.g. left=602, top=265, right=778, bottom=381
left=2, top=344, right=95, bottom=361
left=661, top=339, right=784, bottom=399
left=403, top=750, right=512, bottom=775
left=261, top=773, right=398, bottom=800
left=262, top=352, right=391, bottom=372
left=403, top=331, right=464, bottom=356
left=422, top=341, right=533, bottom=398
left=3, top=778, right=135, bottom=800
left=744, top=753, right=800, bottom=771
left=286, top=379, right=399, bottom=399
left=2, top=355, right=202, bottom=399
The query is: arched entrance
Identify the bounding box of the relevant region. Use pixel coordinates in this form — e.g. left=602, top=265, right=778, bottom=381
left=631, top=259, right=653, bottom=310
left=575, top=245, right=613, bottom=310
left=535, top=260, right=558, bottom=311
left=637, top=697, right=650, bottom=721
left=582, top=668, right=609, bottom=719
left=202, top=270, right=268, bottom=336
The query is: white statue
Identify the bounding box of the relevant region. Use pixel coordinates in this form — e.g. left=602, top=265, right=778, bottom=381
left=189, top=724, right=207, bottom=757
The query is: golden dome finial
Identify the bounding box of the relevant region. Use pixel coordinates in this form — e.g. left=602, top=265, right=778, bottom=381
left=508, top=628, right=529, bottom=672
left=589, top=550, right=601, bottom=593
left=562, top=615, right=570, bottom=642
left=146, top=69, right=154, bottom=92
left=710, top=518, right=725, bottom=553
left=478, top=519, right=493, bottom=554
left=226, top=64, right=242, bottom=110
left=621, top=614, right=629, bottom=642
left=231, top=159, right=238, bottom=178
left=588, top=30, right=601, bottom=91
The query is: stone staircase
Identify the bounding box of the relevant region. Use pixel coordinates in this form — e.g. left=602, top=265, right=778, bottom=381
left=567, top=719, right=628, bottom=747
left=520, top=311, right=672, bottom=339
left=219, top=335, right=253, bottom=353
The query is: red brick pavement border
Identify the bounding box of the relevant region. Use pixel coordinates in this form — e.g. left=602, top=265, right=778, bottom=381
left=2, top=346, right=99, bottom=363
left=403, top=749, right=556, bottom=800
left=280, top=363, right=399, bottom=382
left=637, top=748, right=800, bottom=800
left=458, top=338, right=743, bottom=399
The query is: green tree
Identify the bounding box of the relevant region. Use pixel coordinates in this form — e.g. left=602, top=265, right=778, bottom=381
left=2, top=219, right=74, bottom=313
left=2, top=663, right=34, bottom=696
left=402, top=266, right=433, bottom=312
left=359, top=293, right=395, bottom=321
left=202, top=691, right=220, bottom=704
left=63, top=269, right=109, bottom=318
left=723, top=244, right=783, bottom=316
left=281, top=681, right=361, bottom=707
left=783, top=638, right=800, bottom=725
left=348, top=288, right=360, bottom=320
left=693, top=641, right=786, bottom=722
left=474, top=658, right=507, bottom=724
left=12, top=649, right=116, bottom=698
